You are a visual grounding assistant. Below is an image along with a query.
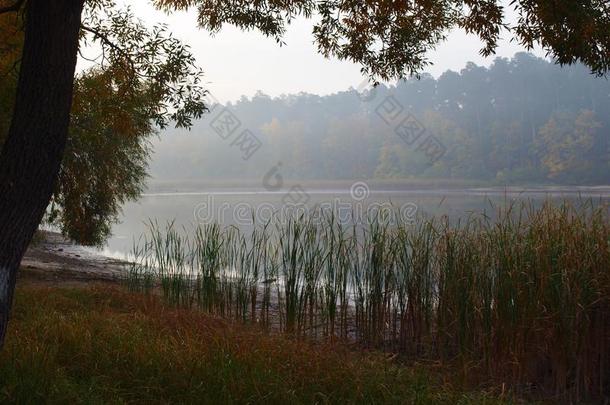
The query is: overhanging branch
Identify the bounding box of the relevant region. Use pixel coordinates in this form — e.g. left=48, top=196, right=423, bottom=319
left=80, top=23, right=157, bottom=82
left=80, top=24, right=131, bottom=65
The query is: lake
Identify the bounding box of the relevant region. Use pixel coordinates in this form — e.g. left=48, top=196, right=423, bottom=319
left=100, top=181, right=610, bottom=258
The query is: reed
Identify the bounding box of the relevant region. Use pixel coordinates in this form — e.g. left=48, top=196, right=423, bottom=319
left=126, top=200, right=610, bottom=401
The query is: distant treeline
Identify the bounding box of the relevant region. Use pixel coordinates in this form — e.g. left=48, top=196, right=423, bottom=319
left=150, top=53, right=610, bottom=184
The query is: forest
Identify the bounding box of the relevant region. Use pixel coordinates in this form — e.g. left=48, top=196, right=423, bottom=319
left=151, top=52, right=610, bottom=185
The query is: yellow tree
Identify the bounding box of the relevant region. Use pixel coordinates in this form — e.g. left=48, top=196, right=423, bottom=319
left=538, top=110, right=602, bottom=181
left=0, top=14, right=187, bottom=246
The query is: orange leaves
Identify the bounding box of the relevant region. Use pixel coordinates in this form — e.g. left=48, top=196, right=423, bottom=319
left=0, top=6, right=22, bottom=76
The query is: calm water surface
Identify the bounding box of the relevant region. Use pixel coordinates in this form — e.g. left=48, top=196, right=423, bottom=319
left=100, top=184, right=610, bottom=258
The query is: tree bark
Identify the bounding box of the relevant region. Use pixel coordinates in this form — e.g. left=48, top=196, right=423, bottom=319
left=0, top=0, right=85, bottom=347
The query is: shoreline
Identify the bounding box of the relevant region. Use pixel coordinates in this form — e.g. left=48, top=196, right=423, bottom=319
left=145, top=178, right=610, bottom=196
left=19, top=231, right=126, bottom=285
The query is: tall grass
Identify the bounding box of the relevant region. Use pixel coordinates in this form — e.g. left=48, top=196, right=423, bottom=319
left=4, top=286, right=513, bottom=403
left=126, top=200, right=609, bottom=401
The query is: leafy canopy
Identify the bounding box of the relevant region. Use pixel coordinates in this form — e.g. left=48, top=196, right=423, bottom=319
left=83, top=0, right=208, bottom=129
left=0, top=0, right=208, bottom=245
left=155, top=0, right=610, bottom=79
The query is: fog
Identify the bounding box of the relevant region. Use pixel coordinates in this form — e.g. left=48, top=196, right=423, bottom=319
left=147, top=53, right=610, bottom=188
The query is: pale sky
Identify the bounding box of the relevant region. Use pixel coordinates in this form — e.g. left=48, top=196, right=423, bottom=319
left=101, top=1, right=546, bottom=103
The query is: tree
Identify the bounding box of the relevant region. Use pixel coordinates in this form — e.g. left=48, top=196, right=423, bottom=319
left=47, top=70, right=155, bottom=246
left=537, top=110, right=602, bottom=182
left=0, top=15, right=186, bottom=246
left=0, top=8, right=19, bottom=137
left=0, top=0, right=206, bottom=345
left=1, top=0, right=609, bottom=347
left=0, top=66, right=154, bottom=246
left=168, top=54, right=609, bottom=183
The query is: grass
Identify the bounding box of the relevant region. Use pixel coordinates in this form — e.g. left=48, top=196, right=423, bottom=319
left=126, top=200, right=610, bottom=402
left=0, top=285, right=514, bottom=404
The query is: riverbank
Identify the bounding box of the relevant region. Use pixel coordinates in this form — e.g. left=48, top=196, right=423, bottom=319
left=13, top=209, right=609, bottom=404
left=12, top=236, right=516, bottom=403
left=19, top=231, right=125, bottom=286
left=1, top=284, right=518, bottom=404
left=125, top=201, right=609, bottom=403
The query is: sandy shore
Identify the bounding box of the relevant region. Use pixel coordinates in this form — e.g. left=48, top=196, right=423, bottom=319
left=19, top=231, right=126, bottom=285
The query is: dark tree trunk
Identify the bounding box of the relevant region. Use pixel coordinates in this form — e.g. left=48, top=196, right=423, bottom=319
left=0, top=0, right=85, bottom=346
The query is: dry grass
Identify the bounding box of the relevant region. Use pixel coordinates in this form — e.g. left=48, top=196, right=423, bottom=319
left=1, top=285, right=514, bottom=404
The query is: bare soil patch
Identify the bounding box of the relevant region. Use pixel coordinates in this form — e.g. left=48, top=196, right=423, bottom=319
left=19, top=231, right=126, bottom=286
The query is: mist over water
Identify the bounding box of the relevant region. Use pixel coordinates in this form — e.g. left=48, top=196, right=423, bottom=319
left=102, top=181, right=610, bottom=257
left=98, top=53, right=610, bottom=258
